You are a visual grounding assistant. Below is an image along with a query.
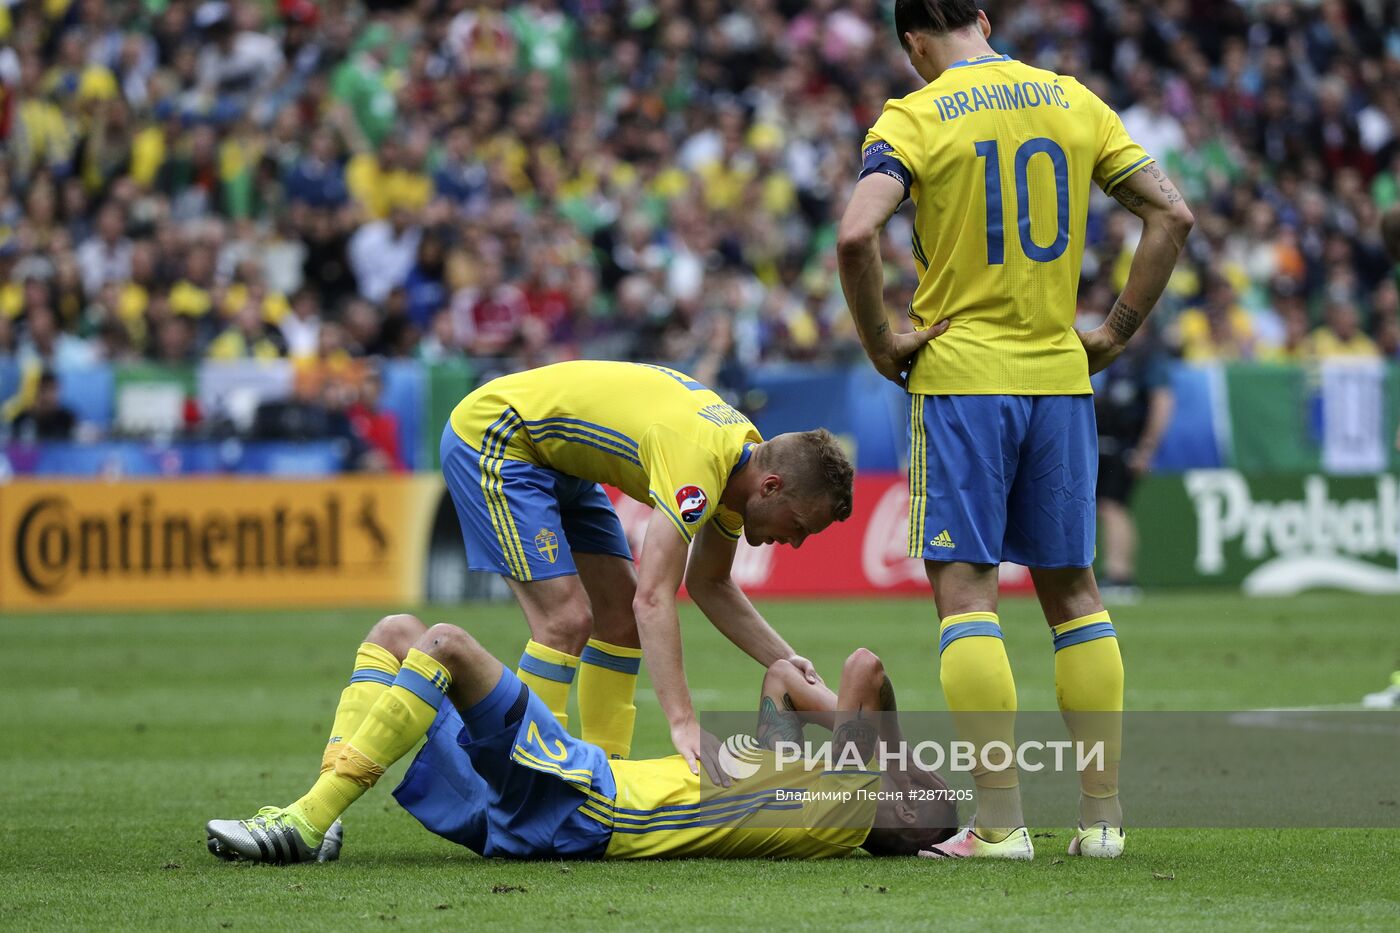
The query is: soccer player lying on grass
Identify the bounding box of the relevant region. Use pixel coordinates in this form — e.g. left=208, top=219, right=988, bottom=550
left=205, top=613, right=956, bottom=863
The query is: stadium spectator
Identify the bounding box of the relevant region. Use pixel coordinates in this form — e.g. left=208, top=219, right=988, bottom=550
left=402, top=230, right=448, bottom=330
left=154, top=315, right=199, bottom=366
left=1175, top=275, right=1261, bottom=361
left=17, top=305, right=94, bottom=370
left=450, top=253, right=528, bottom=357
left=75, top=201, right=132, bottom=296
left=348, top=203, right=421, bottom=304
left=206, top=296, right=288, bottom=360
left=346, top=365, right=402, bottom=471
left=280, top=286, right=322, bottom=358
left=254, top=364, right=383, bottom=472
left=284, top=128, right=348, bottom=209
left=10, top=370, right=77, bottom=442
left=1303, top=297, right=1382, bottom=358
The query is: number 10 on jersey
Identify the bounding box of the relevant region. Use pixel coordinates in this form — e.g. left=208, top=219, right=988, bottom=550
left=974, top=137, right=1070, bottom=265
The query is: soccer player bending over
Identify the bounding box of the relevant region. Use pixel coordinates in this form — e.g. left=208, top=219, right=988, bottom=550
left=838, top=1, right=1193, bottom=859
left=206, top=613, right=955, bottom=862
left=436, top=360, right=853, bottom=776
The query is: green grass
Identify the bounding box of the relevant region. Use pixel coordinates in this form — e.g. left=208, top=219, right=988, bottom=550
left=3, top=592, right=1399, bottom=931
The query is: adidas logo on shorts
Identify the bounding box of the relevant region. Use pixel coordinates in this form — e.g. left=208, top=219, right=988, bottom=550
left=930, top=529, right=956, bottom=548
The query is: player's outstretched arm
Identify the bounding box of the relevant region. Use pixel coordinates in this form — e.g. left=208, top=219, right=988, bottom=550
left=837, top=173, right=949, bottom=387
left=1079, top=165, right=1195, bottom=374
left=686, top=522, right=822, bottom=684
left=634, top=509, right=730, bottom=784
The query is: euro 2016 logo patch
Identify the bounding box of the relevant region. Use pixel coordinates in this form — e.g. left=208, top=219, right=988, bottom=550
left=675, top=485, right=708, bottom=524
left=534, top=528, right=559, bottom=563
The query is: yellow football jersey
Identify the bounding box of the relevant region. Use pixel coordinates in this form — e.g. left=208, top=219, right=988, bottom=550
left=861, top=54, right=1154, bottom=395
left=593, top=753, right=879, bottom=859
left=449, top=361, right=761, bottom=543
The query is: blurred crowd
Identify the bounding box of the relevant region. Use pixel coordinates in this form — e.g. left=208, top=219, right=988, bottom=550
left=2, top=0, right=1400, bottom=443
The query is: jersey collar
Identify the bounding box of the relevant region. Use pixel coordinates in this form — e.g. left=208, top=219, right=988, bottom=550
left=729, top=442, right=755, bottom=479
left=946, top=53, right=1011, bottom=70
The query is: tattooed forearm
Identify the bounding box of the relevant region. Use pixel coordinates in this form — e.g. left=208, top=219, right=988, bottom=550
left=757, top=695, right=803, bottom=749
left=833, top=709, right=879, bottom=762
left=1106, top=299, right=1143, bottom=345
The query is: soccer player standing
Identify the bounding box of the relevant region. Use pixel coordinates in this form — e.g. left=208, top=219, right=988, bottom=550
left=837, top=1, right=1193, bottom=859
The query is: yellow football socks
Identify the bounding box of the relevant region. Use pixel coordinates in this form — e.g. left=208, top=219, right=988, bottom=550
left=578, top=638, right=643, bottom=759
left=517, top=639, right=579, bottom=730
left=939, top=611, right=1023, bottom=840
left=289, top=648, right=452, bottom=837
left=1052, top=611, right=1124, bottom=829
left=320, top=642, right=401, bottom=774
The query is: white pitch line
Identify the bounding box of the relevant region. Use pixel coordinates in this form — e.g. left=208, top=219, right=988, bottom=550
left=635, top=688, right=725, bottom=704
left=1228, top=708, right=1400, bottom=737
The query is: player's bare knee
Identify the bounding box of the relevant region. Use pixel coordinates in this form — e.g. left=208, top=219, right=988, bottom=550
left=843, top=648, right=884, bottom=686
left=767, top=657, right=798, bottom=676
left=763, top=657, right=800, bottom=690
left=534, top=604, right=593, bottom=654
left=366, top=613, right=427, bottom=657
left=419, top=622, right=480, bottom=664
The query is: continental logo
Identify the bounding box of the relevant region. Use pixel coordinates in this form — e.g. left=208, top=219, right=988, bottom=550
left=10, top=492, right=390, bottom=596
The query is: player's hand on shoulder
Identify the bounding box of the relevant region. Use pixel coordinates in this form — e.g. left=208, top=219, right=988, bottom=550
left=1076, top=324, right=1126, bottom=375
left=867, top=319, right=950, bottom=388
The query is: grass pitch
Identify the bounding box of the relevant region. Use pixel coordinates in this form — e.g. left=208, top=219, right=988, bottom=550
left=3, top=592, right=1399, bottom=931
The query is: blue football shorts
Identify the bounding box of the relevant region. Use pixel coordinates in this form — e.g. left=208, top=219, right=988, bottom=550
left=440, top=421, right=632, bottom=582
left=393, top=667, right=616, bottom=859
left=907, top=394, right=1097, bottom=568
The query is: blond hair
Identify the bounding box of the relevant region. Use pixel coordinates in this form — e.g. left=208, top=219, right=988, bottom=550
left=759, top=429, right=854, bottom=522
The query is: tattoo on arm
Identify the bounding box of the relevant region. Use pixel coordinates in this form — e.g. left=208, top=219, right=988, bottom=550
left=1113, top=164, right=1184, bottom=213
left=757, top=695, right=803, bottom=749
left=877, top=675, right=897, bottom=712
left=874, top=321, right=889, bottom=337
left=1106, top=299, right=1143, bottom=345
left=1144, top=164, right=1183, bottom=205
left=1112, top=184, right=1147, bottom=211
left=832, top=706, right=880, bottom=762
